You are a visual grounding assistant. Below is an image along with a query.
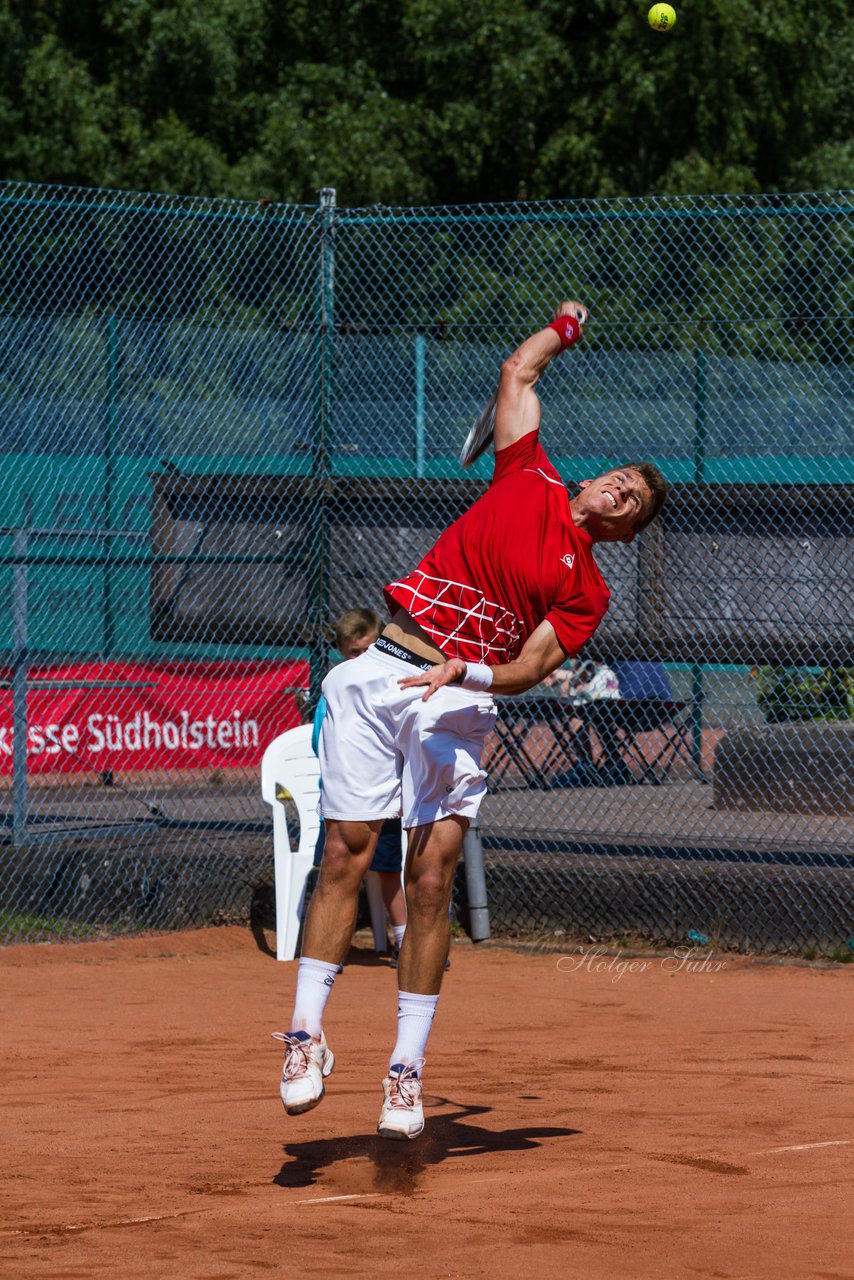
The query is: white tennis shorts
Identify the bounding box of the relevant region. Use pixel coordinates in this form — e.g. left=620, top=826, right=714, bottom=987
left=318, top=643, right=497, bottom=829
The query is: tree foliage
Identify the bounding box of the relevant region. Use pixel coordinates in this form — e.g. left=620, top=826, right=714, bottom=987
left=0, top=0, right=850, bottom=202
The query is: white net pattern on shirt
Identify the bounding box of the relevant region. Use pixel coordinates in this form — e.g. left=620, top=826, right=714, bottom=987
left=387, top=571, right=523, bottom=664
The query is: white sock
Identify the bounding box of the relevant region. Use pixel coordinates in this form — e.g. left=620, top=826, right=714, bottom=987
left=390, top=991, right=439, bottom=1071
left=291, top=957, right=339, bottom=1038
left=392, top=924, right=406, bottom=948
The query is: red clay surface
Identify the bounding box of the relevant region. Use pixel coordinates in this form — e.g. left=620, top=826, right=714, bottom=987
left=1, top=927, right=852, bottom=1280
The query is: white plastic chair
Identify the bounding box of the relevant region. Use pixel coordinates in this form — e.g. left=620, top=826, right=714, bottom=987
left=261, top=724, right=389, bottom=962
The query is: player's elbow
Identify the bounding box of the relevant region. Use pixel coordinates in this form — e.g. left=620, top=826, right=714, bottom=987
left=497, top=656, right=546, bottom=696
left=500, top=352, right=536, bottom=387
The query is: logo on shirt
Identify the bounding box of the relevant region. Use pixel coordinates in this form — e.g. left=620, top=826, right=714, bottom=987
left=560, top=553, right=576, bottom=570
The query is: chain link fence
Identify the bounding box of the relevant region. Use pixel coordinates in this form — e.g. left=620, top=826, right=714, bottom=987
left=1, top=182, right=851, bottom=953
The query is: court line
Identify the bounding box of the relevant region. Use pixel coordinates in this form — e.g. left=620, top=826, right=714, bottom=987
left=295, top=1193, right=384, bottom=1205
left=751, top=1139, right=853, bottom=1155
left=2, top=1208, right=213, bottom=1236
left=296, top=1177, right=506, bottom=1204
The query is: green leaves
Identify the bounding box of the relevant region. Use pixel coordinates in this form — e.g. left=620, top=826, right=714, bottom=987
left=0, top=0, right=850, bottom=201
left=3, top=34, right=119, bottom=185
left=232, top=62, right=431, bottom=204
left=755, top=667, right=854, bottom=724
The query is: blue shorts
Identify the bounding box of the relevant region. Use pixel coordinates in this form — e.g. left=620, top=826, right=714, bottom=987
left=313, top=817, right=404, bottom=874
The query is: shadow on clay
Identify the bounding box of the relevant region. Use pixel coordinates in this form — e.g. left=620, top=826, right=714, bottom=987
left=273, top=1095, right=581, bottom=1193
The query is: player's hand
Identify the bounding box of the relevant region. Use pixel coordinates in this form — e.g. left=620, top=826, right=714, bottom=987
left=398, top=658, right=466, bottom=701
left=554, top=299, right=588, bottom=327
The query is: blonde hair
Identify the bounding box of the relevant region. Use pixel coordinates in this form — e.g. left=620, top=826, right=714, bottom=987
left=334, top=607, right=382, bottom=652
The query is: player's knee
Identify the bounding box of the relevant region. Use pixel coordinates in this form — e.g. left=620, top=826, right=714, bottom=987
left=319, top=834, right=370, bottom=889
left=407, top=869, right=451, bottom=921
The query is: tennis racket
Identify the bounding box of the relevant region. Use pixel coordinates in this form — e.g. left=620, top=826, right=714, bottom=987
left=459, top=390, right=497, bottom=468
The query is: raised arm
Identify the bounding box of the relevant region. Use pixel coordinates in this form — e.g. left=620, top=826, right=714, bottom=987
left=397, top=619, right=569, bottom=701
left=492, top=300, right=588, bottom=454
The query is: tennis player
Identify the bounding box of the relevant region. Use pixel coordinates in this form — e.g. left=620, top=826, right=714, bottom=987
left=275, top=301, right=667, bottom=1138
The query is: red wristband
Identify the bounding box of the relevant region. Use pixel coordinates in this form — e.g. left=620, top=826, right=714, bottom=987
left=547, top=314, right=582, bottom=350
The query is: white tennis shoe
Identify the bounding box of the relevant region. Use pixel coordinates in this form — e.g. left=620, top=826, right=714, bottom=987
left=273, top=1029, right=335, bottom=1115
left=377, top=1059, right=426, bottom=1140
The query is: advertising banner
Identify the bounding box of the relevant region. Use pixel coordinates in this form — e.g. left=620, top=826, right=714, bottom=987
left=0, top=660, right=308, bottom=774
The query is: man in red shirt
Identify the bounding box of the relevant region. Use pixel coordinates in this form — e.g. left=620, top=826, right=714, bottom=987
left=275, top=301, right=667, bottom=1137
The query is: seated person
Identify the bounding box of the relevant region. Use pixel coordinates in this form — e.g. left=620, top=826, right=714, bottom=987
left=592, top=660, right=674, bottom=784
left=549, top=659, right=673, bottom=786
left=545, top=659, right=620, bottom=786
left=545, top=658, right=620, bottom=701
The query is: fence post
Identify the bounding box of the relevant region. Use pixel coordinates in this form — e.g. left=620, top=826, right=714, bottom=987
left=414, top=333, right=426, bottom=478
left=463, top=820, right=490, bottom=941
left=103, top=314, right=119, bottom=657
left=309, top=189, right=336, bottom=715
left=693, top=347, right=706, bottom=485
left=12, top=527, right=29, bottom=845
left=691, top=347, right=707, bottom=771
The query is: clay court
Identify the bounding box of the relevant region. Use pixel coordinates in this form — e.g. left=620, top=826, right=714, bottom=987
left=2, top=927, right=852, bottom=1280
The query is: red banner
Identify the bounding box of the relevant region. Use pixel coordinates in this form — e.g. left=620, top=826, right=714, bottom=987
left=0, top=660, right=309, bottom=775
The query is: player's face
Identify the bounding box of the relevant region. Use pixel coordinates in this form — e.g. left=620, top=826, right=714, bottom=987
left=341, top=631, right=378, bottom=660
left=577, top=468, right=652, bottom=542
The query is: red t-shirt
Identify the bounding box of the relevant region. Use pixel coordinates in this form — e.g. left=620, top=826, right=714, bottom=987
left=384, top=430, right=610, bottom=664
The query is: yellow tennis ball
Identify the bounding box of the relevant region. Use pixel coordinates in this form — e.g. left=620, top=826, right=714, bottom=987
left=648, top=3, right=676, bottom=31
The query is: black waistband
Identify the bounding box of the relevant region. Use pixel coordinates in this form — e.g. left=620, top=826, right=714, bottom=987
left=374, top=635, right=436, bottom=672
